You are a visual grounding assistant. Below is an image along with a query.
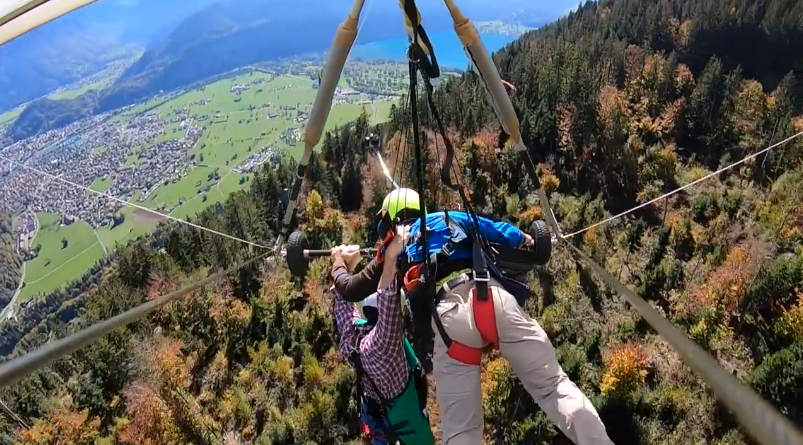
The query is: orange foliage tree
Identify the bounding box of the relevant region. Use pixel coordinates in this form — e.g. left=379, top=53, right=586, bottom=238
left=676, top=246, right=759, bottom=329
left=774, top=291, right=803, bottom=342
left=600, top=343, right=649, bottom=397
left=18, top=396, right=100, bottom=445
left=119, top=381, right=181, bottom=445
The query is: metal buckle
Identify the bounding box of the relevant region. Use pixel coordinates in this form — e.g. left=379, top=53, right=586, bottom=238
left=441, top=242, right=455, bottom=256
left=474, top=271, right=490, bottom=282
left=442, top=273, right=470, bottom=295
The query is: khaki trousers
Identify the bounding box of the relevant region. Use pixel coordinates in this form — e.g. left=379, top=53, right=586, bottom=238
left=432, top=279, right=613, bottom=445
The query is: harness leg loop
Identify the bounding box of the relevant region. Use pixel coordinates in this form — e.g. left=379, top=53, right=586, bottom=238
left=470, top=286, right=499, bottom=348
left=443, top=286, right=500, bottom=365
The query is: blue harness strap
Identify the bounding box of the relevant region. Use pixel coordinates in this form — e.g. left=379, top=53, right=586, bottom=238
left=424, top=214, right=533, bottom=306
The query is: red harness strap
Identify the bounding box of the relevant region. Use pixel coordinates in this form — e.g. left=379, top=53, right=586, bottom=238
left=445, top=286, right=500, bottom=366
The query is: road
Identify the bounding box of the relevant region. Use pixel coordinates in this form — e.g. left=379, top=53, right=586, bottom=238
left=1, top=213, right=39, bottom=323
left=22, top=242, right=101, bottom=287
left=94, top=228, right=108, bottom=255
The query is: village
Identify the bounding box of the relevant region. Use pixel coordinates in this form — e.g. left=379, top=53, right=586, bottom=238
left=0, top=68, right=397, bottom=247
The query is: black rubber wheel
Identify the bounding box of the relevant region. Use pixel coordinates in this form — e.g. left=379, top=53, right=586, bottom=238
left=528, top=219, right=552, bottom=266
left=286, top=230, right=309, bottom=278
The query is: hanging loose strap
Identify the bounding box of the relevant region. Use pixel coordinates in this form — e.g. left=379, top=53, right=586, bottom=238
left=350, top=350, right=399, bottom=442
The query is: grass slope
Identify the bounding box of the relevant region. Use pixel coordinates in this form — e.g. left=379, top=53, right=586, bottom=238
left=20, top=213, right=103, bottom=300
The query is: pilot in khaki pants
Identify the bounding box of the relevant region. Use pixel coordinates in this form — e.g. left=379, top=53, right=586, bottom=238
left=433, top=275, right=614, bottom=445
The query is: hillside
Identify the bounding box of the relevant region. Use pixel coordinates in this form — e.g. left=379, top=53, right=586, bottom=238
left=0, top=211, right=22, bottom=310
left=0, top=0, right=222, bottom=115
left=6, top=0, right=401, bottom=141
left=8, top=92, right=101, bottom=141
left=96, top=0, right=439, bottom=113
left=67, top=0, right=217, bottom=45
left=0, top=0, right=802, bottom=444
left=0, top=16, right=137, bottom=114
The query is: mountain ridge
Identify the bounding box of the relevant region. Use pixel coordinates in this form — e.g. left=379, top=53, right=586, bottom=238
left=0, top=0, right=218, bottom=114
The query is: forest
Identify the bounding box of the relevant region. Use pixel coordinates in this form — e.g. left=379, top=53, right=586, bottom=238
left=0, top=212, right=22, bottom=309
left=0, top=0, right=802, bottom=443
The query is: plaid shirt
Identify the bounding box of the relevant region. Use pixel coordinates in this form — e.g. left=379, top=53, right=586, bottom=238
left=332, top=280, right=410, bottom=402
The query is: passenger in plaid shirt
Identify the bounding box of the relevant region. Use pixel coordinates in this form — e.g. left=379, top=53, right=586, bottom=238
left=331, top=228, right=411, bottom=445
left=332, top=282, right=409, bottom=402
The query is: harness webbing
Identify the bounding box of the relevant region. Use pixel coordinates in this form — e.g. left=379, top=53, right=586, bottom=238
left=403, top=1, right=438, bottom=351
left=349, top=328, right=433, bottom=445
left=402, top=0, right=504, bottom=350
left=413, top=60, right=499, bottom=337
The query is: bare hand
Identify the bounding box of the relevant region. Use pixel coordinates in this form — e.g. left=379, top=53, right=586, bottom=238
left=341, top=245, right=362, bottom=270
left=385, top=225, right=410, bottom=260
left=523, top=233, right=534, bottom=247
left=331, top=244, right=347, bottom=258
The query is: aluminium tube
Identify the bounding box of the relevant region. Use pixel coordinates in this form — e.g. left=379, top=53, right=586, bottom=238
left=397, top=0, right=430, bottom=56
left=273, top=0, right=366, bottom=255
left=440, top=0, right=561, bottom=236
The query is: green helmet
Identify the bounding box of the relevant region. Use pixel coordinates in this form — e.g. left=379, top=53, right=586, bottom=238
left=380, top=188, right=422, bottom=221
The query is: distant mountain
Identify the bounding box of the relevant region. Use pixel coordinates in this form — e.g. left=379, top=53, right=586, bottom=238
left=0, top=15, right=133, bottom=113
left=9, top=92, right=100, bottom=141
left=0, top=0, right=214, bottom=114
left=100, top=0, right=570, bottom=111
left=68, top=0, right=217, bottom=45
left=443, top=0, right=581, bottom=27
left=7, top=0, right=578, bottom=139
left=98, top=0, right=409, bottom=111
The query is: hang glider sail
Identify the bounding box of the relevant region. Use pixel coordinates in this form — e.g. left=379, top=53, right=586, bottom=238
left=0, top=0, right=100, bottom=46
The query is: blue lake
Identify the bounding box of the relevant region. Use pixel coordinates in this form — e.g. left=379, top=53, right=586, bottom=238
left=351, top=31, right=517, bottom=70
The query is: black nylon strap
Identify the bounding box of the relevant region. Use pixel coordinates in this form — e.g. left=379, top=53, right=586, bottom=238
left=418, top=75, right=491, bottom=301
left=429, top=298, right=452, bottom=348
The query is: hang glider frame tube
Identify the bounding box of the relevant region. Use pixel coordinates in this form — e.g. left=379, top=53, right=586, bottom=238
left=398, top=0, right=431, bottom=56
left=273, top=0, right=367, bottom=255
left=439, top=0, right=561, bottom=237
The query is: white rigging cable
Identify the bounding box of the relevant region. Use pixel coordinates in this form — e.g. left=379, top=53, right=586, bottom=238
left=348, top=0, right=402, bottom=191
left=374, top=149, right=401, bottom=189
left=562, top=130, right=803, bottom=239
left=0, top=156, right=270, bottom=250
left=0, top=396, right=28, bottom=429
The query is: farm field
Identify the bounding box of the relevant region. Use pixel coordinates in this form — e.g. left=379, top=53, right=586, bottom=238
left=19, top=213, right=105, bottom=300
left=19, top=195, right=162, bottom=300
left=95, top=192, right=161, bottom=252
left=89, top=176, right=113, bottom=193
left=49, top=76, right=116, bottom=100
left=11, top=62, right=402, bottom=301
left=137, top=71, right=391, bottom=217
